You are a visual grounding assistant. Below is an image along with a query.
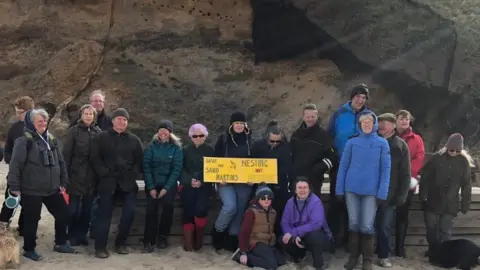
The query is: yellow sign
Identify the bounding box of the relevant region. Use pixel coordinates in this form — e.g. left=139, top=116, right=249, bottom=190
left=203, top=157, right=278, bottom=184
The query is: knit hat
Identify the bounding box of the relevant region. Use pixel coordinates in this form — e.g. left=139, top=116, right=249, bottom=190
left=157, top=119, right=173, bottom=132
left=377, top=113, right=397, bottom=123
left=230, top=111, right=246, bottom=124
left=350, top=84, right=370, bottom=100
left=112, top=108, right=130, bottom=120
left=445, top=133, right=464, bottom=151
left=255, top=184, right=274, bottom=200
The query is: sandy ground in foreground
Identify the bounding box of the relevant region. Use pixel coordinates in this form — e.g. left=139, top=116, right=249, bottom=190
left=0, top=164, right=446, bottom=270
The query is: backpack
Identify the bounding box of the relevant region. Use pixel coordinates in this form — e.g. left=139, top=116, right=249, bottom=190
left=23, top=132, right=58, bottom=152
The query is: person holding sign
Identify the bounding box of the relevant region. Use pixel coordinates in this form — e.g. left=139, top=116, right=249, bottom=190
left=212, top=111, right=254, bottom=252
left=251, top=121, right=292, bottom=236
left=142, top=120, right=184, bottom=253
left=180, top=123, right=214, bottom=251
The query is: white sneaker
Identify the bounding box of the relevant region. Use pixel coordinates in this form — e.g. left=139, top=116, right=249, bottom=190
left=378, top=258, right=392, bottom=268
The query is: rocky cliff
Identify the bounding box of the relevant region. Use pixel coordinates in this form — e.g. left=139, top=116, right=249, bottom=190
left=0, top=0, right=477, bottom=153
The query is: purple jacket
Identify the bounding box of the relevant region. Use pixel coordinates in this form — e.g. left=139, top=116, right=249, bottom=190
left=281, top=193, right=332, bottom=238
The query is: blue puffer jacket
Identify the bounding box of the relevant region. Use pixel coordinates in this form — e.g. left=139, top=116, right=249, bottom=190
left=327, top=102, right=372, bottom=156
left=335, top=112, right=391, bottom=200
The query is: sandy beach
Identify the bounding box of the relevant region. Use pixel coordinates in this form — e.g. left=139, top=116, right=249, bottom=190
left=0, top=163, right=445, bottom=269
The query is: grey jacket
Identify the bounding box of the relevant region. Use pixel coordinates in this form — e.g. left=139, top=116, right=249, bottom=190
left=7, top=129, right=68, bottom=196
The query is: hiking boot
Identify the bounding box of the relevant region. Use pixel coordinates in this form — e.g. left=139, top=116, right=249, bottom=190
left=183, top=224, right=195, bottom=251
left=157, top=235, right=168, bottom=249
left=115, top=245, right=128, bottom=255
left=344, top=232, right=361, bottom=270
left=225, top=234, right=238, bottom=252
left=54, top=244, right=77, bottom=254
left=378, top=258, right=392, bottom=268
left=361, top=233, right=374, bottom=270
left=95, top=249, right=110, bottom=258
left=142, top=243, right=154, bottom=253
left=211, top=228, right=225, bottom=251
left=23, top=250, right=43, bottom=261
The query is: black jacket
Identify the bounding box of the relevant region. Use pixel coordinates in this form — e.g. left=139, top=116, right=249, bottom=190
left=90, top=129, right=144, bottom=193
left=62, top=121, right=102, bottom=196
left=214, top=127, right=253, bottom=158
left=385, top=134, right=411, bottom=206
left=180, top=143, right=215, bottom=187
left=4, top=121, right=25, bottom=164
left=290, top=122, right=337, bottom=192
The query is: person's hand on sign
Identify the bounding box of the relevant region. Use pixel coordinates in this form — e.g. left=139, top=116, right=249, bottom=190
left=247, top=182, right=253, bottom=186
left=282, top=233, right=292, bottom=244
left=149, top=189, right=157, bottom=198
left=191, top=179, right=197, bottom=188
left=157, top=188, right=167, bottom=199
left=220, top=180, right=227, bottom=186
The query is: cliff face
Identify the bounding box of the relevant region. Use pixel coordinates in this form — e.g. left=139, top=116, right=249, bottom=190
left=0, top=0, right=400, bottom=143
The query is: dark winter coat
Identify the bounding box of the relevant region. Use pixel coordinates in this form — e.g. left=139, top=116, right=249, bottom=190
left=385, top=134, right=411, bottom=206
left=420, top=152, right=472, bottom=216
left=143, top=135, right=183, bottom=191
left=290, top=122, right=337, bottom=193
left=90, top=129, right=144, bottom=193
left=180, top=143, right=214, bottom=187
left=62, top=121, right=102, bottom=196
left=214, top=127, right=253, bottom=158
left=4, top=121, right=25, bottom=164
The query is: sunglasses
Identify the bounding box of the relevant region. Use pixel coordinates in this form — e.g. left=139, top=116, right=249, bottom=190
left=192, top=134, right=205, bottom=139
left=269, top=140, right=282, bottom=144
left=259, top=196, right=272, bottom=201
left=448, top=149, right=461, bottom=154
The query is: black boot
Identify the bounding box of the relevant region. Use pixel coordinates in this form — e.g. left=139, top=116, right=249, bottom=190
left=344, top=232, right=360, bottom=270
left=225, top=234, right=238, bottom=252
left=211, top=228, right=225, bottom=251
left=395, top=222, right=407, bottom=258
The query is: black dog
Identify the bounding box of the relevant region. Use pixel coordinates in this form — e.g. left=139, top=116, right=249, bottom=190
left=428, top=239, right=480, bottom=270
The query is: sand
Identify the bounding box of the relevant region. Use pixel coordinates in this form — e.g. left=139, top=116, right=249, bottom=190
left=0, top=164, right=442, bottom=270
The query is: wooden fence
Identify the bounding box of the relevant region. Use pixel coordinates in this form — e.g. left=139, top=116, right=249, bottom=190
left=111, top=180, right=480, bottom=247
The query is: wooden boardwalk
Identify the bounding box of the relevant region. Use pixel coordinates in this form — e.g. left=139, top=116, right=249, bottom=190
left=112, top=180, right=480, bottom=247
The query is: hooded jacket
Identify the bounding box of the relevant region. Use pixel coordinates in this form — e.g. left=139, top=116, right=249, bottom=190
left=214, top=125, right=253, bottom=158
left=327, top=102, right=372, bottom=157
left=281, top=193, right=332, bottom=238
left=335, top=112, right=391, bottom=200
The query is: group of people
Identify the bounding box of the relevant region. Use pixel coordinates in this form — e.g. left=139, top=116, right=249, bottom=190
left=0, top=84, right=474, bottom=270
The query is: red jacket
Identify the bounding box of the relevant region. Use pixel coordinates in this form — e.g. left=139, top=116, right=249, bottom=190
left=399, top=127, right=425, bottom=180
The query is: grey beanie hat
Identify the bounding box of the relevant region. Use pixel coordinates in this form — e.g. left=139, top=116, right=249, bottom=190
left=255, top=184, right=274, bottom=200
left=112, top=108, right=130, bottom=120
left=445, top=133, right=464, bottom=151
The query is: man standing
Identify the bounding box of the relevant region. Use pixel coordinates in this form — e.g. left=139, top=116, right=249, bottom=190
left=376, top=113, right=411, bottom=267
left=290, top=103, right=337, bottom=196
left=326, top=84, right=372, bottom=248
left=0, top=96, right=35, bottom=234
left=90, top=108, right=144, bottom=258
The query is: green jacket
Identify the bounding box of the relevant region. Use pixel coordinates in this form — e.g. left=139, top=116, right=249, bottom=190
left=143, top=137, right=183, bottom=191
left=180, top=143, right=214, bottom=186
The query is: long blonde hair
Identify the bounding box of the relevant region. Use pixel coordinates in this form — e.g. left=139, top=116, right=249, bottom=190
left=152, top=132, right=182, bottom=147
left=436, top=147, right=476, bottom=167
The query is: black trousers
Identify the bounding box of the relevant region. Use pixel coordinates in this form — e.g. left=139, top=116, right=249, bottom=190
left=181, top=186, right=208, bottom=224
left=22, top=192, right=69, bottom=251
left=143, top=185, right=176, bottom=245
left=247, top=242, right=286, bottom=269
left=272, top=186, right=291, bottom=236
left=282, top=230, right=333, bottom=268
left=395, top=190, right=414, bottom=250
left=327, top=169, right=349, bottom=245
left=68, top=194, right=94, bottom=242
left=0, top=184, right=25, bottom=232
left=424, top=211, right=454, bottom=248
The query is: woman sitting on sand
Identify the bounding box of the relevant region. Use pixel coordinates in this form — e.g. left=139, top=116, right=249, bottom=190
left=232, top=184, right=286, bottom=269
left=180, top=123, right=214, bottom=251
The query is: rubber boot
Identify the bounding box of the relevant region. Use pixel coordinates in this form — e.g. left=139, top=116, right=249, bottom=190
left=183, top=224, right=195, bottom=251
left=225, top=234, right=239, bottom=252
left=211, top=228, right=225, bottom=251
left=344, top=231, right=361, bottom=270
left=194, top=217, right=207, bottom=251
left=395, top=222, right=407, bottom=258
left=361, top=233, right=374, bottom=270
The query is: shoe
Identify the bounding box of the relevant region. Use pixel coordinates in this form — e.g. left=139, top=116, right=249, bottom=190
left=115, top=245, right=129, bottom=255
left=361, top=233, right=374, bottom=270
left=344, top=232, right=360, bottom=270
left=211, top=228, right=225, bottom=251
left=95, top=249, right=110, bottom=259
left=157, top=235, right=168, bottom=249
left=378, top=258, right=392, bottom=268
left=23, top=250, right=43, bottom=261
left=142, top=243, right=154, bottom=253
left=54, top=244, right=77, bottom=254
left=183, top=223, right=195, bottom=251
left=225, top=234, right=238, bottom=252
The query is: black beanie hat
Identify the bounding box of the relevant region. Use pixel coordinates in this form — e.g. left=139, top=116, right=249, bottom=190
left=230, top=111, right=246, bottom=124
left=157, top=119, right=173, bottom=132
left=112, top=108, right=130, bottom=120
left=350, top=84, right=370, bottom=100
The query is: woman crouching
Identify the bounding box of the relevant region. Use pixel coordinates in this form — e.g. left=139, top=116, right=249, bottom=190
left=232, top=184, right=286, bottom=269
left=180, top=124, right=214, bottom=251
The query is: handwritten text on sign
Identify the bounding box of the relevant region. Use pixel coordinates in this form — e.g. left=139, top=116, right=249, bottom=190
left=203, top=157, right=278, bottom=184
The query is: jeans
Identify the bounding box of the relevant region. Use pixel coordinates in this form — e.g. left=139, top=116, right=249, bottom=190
left=68, top=194, right=94, bottom=242
left=345, top=192, right=377, bottom=234
left=181, top=186, right=208, bottom=224
left=22, top=192, right=69, bottom=251
left=143, top=185, right=176, bottom=245
left=375, top=204, right=395, bottom=259
left=214, top=184, right=252, bottom=235
left=246, top=242, right=286, bottom=269
left=94, top=190, right=136, bottom=250
left=0, top=184, right=25, bottom=232
left=282, top=230, right=333, bottom=268
left=424, top=211, right=454, bottom=248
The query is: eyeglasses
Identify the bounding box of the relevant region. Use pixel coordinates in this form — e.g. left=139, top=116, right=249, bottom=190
left=269, top=140, right=282, bottom=144
left=192, top=135, right=205, bottom=139
left=448, top=149, right=461, bottom=154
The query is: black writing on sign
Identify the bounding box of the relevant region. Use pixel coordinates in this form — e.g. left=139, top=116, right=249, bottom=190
left=205, top=158, right=217, bottom=163
left=241, top=159, right=268, bottom=167
left=206, top=168, right=219, bottom=173
left=216, top=174, right=239, bottom=181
